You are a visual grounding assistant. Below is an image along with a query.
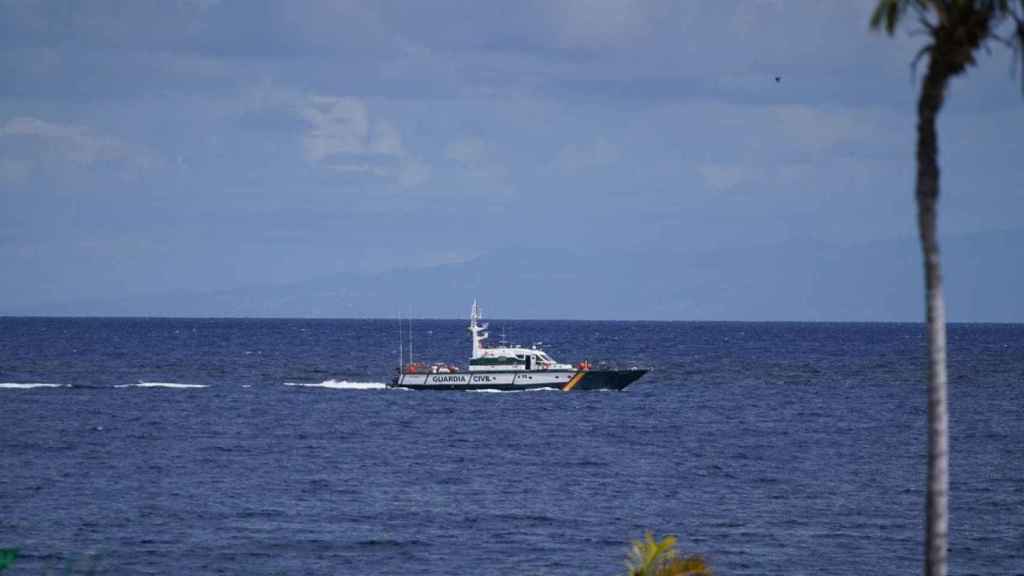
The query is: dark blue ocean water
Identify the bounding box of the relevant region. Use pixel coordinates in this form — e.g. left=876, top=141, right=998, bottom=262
left=1, top=318, right=1022, bottom=575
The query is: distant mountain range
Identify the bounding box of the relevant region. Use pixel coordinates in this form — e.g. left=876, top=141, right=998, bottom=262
left=9, top=229, right=1022, bottom=322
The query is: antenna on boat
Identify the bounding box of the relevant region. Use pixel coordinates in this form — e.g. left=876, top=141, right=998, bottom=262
left=398, top=312, right=404, bottom=372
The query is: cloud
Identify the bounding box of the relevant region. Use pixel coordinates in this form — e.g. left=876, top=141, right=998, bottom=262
left=297, top=95, right=429, bottom=189
left=697, top=161, right=748, bottom=191
left=445, top=136, right=484, bottom=164
left=330, top=163, right=386, bottom=176
left=396, top=157, right=431, bottom=189
left=368, top=120, right=403, bottom=156
left=0, top=157, right=31, bottom=184
left=299, top=97, right=372, bottom=161
left=548, top=0, right=656, bottom=50
left=445, top=136, right=509, bottom=191
left=556, top=137, right=618, bottom=174
left=689, top=101, right=892, bottom=193
left=1, top=116, right=157, bottom=173
left=180, top=0, right=221, bottom=11
left=772, top=105, right=876, bottom=153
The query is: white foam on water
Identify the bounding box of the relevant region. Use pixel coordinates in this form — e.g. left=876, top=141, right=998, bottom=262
left=115, top=382, right=208, bottom=389
left=283, top=380, right=386, bottom=390
left=0, top=383, right=68, bottom=389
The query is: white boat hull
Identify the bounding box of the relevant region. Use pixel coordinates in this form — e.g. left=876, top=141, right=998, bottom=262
left=390, top=369, right=646, bottom=391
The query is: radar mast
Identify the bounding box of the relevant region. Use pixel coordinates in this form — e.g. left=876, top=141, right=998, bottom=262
left=468, top=299, right=489, bottom=359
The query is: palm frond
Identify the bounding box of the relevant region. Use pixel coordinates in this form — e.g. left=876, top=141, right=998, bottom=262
left=911, top=42, right=936, bottom=79
left=871, top=0, right=909, bottom=33
left=872, top=0, right=939, bottom=34
left=625, top=532, right=711, bottom=576
left=1011, top=1, right=1024, bottom=91
left=919, top=11, right=940, bottom=32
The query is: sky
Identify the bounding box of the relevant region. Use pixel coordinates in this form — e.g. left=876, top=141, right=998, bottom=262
left=1, top=0, right=1022, bottom=320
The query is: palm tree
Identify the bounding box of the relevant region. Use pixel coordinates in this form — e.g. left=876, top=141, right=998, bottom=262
left=870, top=2, right=1024, bottom=575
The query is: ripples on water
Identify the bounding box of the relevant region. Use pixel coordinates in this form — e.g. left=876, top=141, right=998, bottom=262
left=1, top=318, right=1022, bottom=575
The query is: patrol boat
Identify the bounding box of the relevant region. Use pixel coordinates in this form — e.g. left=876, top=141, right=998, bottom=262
left=389, top=301, right=648, bottom=391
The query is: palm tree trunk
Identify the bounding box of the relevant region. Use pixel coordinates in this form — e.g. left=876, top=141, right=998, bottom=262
left=917, top=55, right=951, bottom=576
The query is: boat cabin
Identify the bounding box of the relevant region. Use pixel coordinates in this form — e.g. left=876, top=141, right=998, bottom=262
left=469, top=348, right=561, bottom=372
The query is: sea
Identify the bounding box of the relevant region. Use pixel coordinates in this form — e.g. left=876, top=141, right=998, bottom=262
left=1, top=318, right=1021, bottom=575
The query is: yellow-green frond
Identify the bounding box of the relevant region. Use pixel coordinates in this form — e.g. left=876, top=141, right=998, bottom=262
left=625, top=532, right=711, bottom=576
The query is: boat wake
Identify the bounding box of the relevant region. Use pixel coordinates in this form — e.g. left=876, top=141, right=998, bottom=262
left=114, top=382, right=209, bottom=389
left=283, top=380, right=387, bottom=390
left=0, top=383, right=69, bottom=389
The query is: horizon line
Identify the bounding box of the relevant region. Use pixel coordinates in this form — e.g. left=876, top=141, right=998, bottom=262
left=2, top=314, right=1021, bottom=326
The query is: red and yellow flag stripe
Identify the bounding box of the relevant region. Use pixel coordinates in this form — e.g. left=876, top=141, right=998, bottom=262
left=562, top=371, right=585, bottom=392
